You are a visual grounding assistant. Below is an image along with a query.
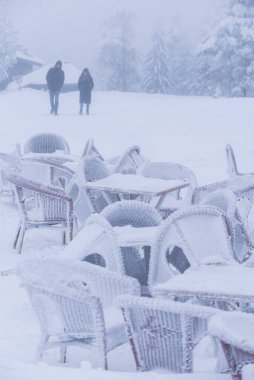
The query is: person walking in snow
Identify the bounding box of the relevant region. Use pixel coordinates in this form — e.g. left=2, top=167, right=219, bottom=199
left=46, top=60, right=65, bottom=115
left=78, top=68, right=94, bottom=115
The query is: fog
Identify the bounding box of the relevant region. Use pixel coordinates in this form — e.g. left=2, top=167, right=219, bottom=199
left=8, top=0, right=224, bottom=69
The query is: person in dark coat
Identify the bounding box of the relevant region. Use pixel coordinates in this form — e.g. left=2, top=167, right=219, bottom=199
left=78, top=68, right=94, bottom=115
left=46, top=60, right=65, bottom=115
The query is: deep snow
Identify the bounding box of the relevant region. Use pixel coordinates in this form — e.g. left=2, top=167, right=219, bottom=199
left=0, top=88, right=254, bottom=379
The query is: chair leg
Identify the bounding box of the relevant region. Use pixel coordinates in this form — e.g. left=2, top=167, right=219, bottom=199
left=36, top=334, right=48, bottom=362
left=59, top=345, right=67, bottom=363
left=17, top=227, right=26, bottom=254
left=68, top=220, right=73, bottom=242
left=62, top=231, right=66, bottom=245
left=73, top=216, right=78, bottom=234
left=103, top=353, right=108, bottom=370
left=13, top=224, right=21, bottom=249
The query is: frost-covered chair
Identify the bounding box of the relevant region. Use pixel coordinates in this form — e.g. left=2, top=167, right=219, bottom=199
left=112, top=145, right=146, bottom=174
left=208, top=311, right=254, bottom=380
left=101, top=200, right=162, bottom=290
left=81, top=138, right=104, bottom=160
left=116, top=295, right=218, bottom=373
left=148, top=205, right=236, bottom=290
left=0, top=152, right=21, bottom=169
left=23, top=133, right=70, bottom=155
left=78, top=155, right=119, bottom=212
left=192, top=175, right=254, bottom=206
left=192, top=175, right=254, bottom=225
left=19, top=159, right=73, bottom=189
left=18, top=258, right=140, bottom=368
left=61, top=213, right=124, bottom=272
left=139, top=161, right=198, bottom=217
left=201, top=189, right=254, bottom=263
left=7, top=173, right=73, bottom=253
left=0, top=168, right=15, bottom=200
left=225, top=144, right=254, bottom=179
left=23, top=154, right=75, bottom=167
left=65, top=173, right=95, bottom=231
left=0, top=153, right=20, bottom=200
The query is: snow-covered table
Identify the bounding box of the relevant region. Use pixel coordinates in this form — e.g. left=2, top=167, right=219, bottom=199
left=83, top=173, right=188, bottom=210
left=153, top=265, right=254, bottom=304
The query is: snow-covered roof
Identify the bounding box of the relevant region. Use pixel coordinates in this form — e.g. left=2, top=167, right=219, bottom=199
left=15, top=50, right=45, bottom=66
left=7, top=62, right=82, bottom=90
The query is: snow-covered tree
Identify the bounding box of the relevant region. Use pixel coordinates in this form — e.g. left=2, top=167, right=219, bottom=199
left=142, top=22, right=194, bottom=95
left=195, top=0, right=254, bottom=97
left=97, top=11, right=139, bottom=92
left=165, top=27, right=194, bottom=95
left=0, top=2, right=17, bottom=82
left=142, top=25, right=171, bottom=94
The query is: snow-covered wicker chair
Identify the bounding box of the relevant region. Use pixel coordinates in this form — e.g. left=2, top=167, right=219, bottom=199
left=139, top=161, right=198, bottom=217
left=192, top=175, right=254, bottom=231
left=0, top=153, right=21, bottom=200
left=23, top=133, right=70, bottom=155
left=81, top=138, right=104, bottom=160
left=78, top=155, right=119, bottom=212
left=17, top=258, right=140, bottom=368
left=112, top=145, right=146, bottom=174
left=192, top=175, right=254, bottom=207
left=148, top=205, right=236, bottom=290
left=201, top=189, right=254, bottom=263
left=225, top=144, right=254, bottom=179
left=7, top=173, right=73, bottom=253
left=0, top=168, right=14, bottom=200
left=23, top=154, right=75, bottom=167
left=61, top=213, right=125, bottom=273
left=0, top=152, right=21, bottom=170
left=65, top=173, right=96, bottom=231
left=115, top=295, right=218, bottom=373
left=208, top=311, right=254, bottom=380
left=19, top=159, right=73, bottom=189
left=101, top=200, right=162, bottom=291
left=226, top=144, right=239, bottom=178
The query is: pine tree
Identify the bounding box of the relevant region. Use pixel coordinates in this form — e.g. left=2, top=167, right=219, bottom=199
left=97, top=11, right=139, bottom=92
left=0, top=2, right=17, bottom=82
left=165, top=27, right=194, bottom=95
left=142, top=26, right=171, bottom=94
left=195, top=0, right=254, bottom=97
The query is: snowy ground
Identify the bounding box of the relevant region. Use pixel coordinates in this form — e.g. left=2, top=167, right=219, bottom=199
left=1, top=88, right=254, bottom=379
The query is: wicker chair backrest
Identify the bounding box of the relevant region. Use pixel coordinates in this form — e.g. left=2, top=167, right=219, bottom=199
left=24, top=133, right=70, bottom=155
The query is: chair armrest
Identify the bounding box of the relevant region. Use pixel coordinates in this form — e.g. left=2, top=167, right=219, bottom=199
left=7, top=173, right=72, bottom=202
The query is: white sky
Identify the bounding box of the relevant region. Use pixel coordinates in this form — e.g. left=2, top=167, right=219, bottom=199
left=8, top=0, right=225, bottom=69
